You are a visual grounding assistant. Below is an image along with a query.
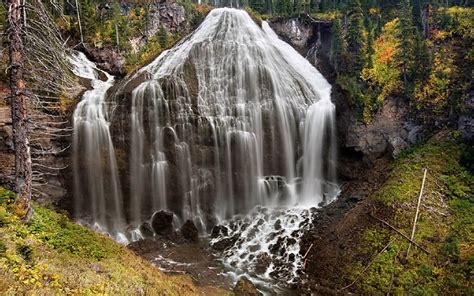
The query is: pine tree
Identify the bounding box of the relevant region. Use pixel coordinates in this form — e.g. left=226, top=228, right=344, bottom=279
left=309, top=0, right=320, bottom=13
left=330, top=19, right=345, bottom=72
left=158, top=25, right=168, bottom=49
left=396, top=0, right=416, bottom=95
left=345, top=0, right=367, bottom=73
left=366, top=19, right=375, bottom=68
left=275, top=0, right=292, bottom=15
left=412, top=30, right=431, bottom=82
left=250, top=0, right=265, bottom=13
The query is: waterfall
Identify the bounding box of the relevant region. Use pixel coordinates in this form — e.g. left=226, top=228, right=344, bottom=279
left=70, top=52, right=127, bottom=242
left=124, top=7, right=337, bottom=225
left=72, top=8, right=337, bottom=241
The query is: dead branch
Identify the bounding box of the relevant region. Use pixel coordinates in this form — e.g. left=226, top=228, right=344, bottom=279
left=407, top=168, right=428, bottom=256
left=368, top=213, right=429, bottom=254
left=340, top=240, right=393, bottom=291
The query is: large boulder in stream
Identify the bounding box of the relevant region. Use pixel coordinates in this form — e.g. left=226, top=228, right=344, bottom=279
left=212, top=234, right=239, bottom=251
left=180, top=220, right=199, bottom=243
left=210, top=225, right=229, bottom=238
left=233, top=276, right=262, bottom=296
left=151, top=210, right=174, bottom=235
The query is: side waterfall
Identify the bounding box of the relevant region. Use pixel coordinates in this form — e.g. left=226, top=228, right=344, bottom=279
left=70, top=52, right=127, bottom=242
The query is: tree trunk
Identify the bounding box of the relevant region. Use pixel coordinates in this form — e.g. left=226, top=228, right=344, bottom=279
left=4, top=0, right=32, bottom=220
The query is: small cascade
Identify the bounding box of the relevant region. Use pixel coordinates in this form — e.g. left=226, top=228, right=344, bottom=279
left=70, top=52, right=126, bottom=242
left=211, top=206, right=314, bottom=292
left=306, top=23, right=323, bottom=65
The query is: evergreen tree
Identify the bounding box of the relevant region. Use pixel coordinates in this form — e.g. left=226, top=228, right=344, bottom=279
left=309, top=0, right=320, bottom=13
left=345, top=0, right=367, bottom=73
left=275, top=0, right=292, bottom=15
left=396, top=0, right=416, bottom=95
left=412, top=30, right=431, bottom=82
left=330, top=19, right=347, bottom=73
left=294, top=0, right=302, bottom=14
left=366, top=18, right=375, bottom=68
left=158, top=25, right=168, bottom=49
left=250, top=0, right=265, bottom=13
left=412, top=0, right=422, bottom=28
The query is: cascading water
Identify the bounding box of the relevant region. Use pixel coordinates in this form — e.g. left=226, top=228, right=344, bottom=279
left=72, top=7, right=338, bottom=289
left=117, top=8, right=337, bottom=227
left=70, top=52, right=127, bottom=242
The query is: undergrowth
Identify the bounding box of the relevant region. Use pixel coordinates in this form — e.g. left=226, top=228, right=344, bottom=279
left=0, top=188, right=227, bottom=295
left=346, top=133, right=473, bottom=294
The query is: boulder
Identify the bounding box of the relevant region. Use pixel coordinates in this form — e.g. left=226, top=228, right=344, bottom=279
left=151, top=210, right=174, bottom=235
left=180, top=220, right=199, bottom=243
left=212, top=234, right=239, bottom=251
left=255, top=252, right=272, bottom=274
left=210, top=225, right=229, bottom=238
left=139, top=222, right=154, bottom=238
left=233, top=276, right=262, bottom=296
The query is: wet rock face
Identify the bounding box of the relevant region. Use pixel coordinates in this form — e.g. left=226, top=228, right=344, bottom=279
left=180, top=220, right=199, bottom=243
left=83, top=45, right=125, bottom=77
left=269, top=16, right=334, bottom=81
left=269, top=18, right=314, bottom=53
left=233, top=276, right=262, bottom=296
left=151, top=210, right=174, bottom=235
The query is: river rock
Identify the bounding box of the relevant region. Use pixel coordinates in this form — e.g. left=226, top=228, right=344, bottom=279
left=233, top=276, right=262, bottom=296
left=151, top=210, right=174, bottom=235
left=180, top=220, right=199, bottom=243
left=211, top=225, right=229, bottom=238
left=212, top=234, right=239, bottom=251
left=255, top=252, right=272, bottom=274
left=139, top=222, right=154, bottom=238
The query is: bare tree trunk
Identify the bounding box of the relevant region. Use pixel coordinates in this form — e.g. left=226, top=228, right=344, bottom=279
left=74, top=0, right=83, bottom=44
left=4, top=0, right=32, bottom=220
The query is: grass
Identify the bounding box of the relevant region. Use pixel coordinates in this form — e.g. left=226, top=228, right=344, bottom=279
left=0, top=188, right=229, bottom=295
left=346, top=133, right=473, bottom=294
